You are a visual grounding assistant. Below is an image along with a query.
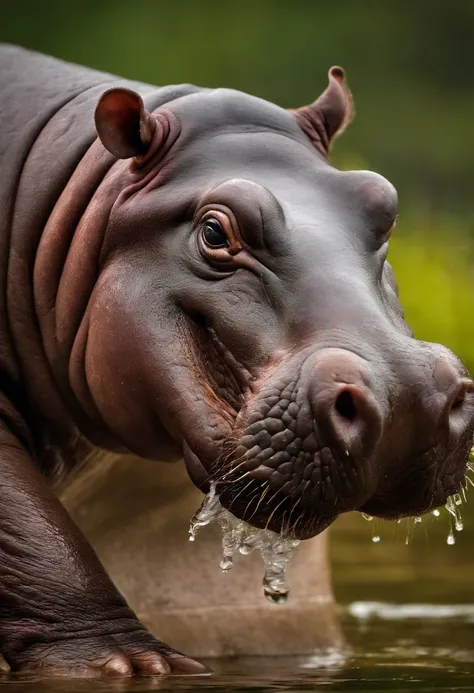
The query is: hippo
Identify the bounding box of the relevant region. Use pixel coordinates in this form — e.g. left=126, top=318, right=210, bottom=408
left=0, top=43, right=473, bottom=677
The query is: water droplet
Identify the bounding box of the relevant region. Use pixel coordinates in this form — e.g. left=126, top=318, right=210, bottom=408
left=405, top=535, right=410, bottom=545
left=220, top=557, right=233, bottom=572
left=372, top=535, right=381, bottom=543
left=414, top=516, right=422, bottom=524
left=263, top=564, right=289, bottom=604
left=454, top=493, right=463, bottom=506
left=188, top=535, right=195, bottom=542
left=264, top=588, right=288, bottom=605
left=445, top=495, right=463, bottom=532
left=432, top=509, right=440, bottom=517
left=239, top=542, right=255, bottom=555
left=345, top=450, right=350, bottom=457
left=447, top=530, right=456, bottom=546
left=362, top=513, right=374, bottom=522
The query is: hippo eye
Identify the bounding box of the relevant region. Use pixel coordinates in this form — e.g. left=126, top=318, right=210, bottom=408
left=197, top=210, right=241, bottom=264
left=202, top=219, right=230, bottom=249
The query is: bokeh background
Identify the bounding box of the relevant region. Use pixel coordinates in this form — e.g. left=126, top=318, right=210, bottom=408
left=2, top=0, right=473, bottom=607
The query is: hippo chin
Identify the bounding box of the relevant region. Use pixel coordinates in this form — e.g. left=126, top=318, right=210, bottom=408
left=0, top=43, right=473, bottom=676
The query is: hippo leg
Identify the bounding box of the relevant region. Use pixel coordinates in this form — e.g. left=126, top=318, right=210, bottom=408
left=0, top=418, right=207, bottom=676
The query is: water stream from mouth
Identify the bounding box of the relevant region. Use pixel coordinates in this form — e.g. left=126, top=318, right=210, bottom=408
left=189, top=482, right=300, bottom=604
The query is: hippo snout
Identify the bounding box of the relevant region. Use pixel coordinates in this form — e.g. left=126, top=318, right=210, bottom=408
left=215, top=342, right=474, bottom=540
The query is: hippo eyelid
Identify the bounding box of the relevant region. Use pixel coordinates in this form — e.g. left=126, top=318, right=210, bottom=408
left=196, top=203, right=240, bottom=240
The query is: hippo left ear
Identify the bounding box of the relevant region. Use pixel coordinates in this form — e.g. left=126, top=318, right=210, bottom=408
left=291, top=66, right=353, bottom=156
left=94, top=88, right=156, bottom=159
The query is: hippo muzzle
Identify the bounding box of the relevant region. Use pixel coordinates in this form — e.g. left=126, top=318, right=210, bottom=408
left=210, top=341, right=474, bottom=539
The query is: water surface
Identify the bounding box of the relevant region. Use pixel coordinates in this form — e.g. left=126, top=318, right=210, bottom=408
left=3, top=509, right=473, bottom=692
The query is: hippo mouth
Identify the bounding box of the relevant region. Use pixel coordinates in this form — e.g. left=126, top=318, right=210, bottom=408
left=206, top=427, right=472, bottom=542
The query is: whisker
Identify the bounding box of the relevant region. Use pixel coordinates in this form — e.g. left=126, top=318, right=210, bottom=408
left=212, top=455, right=249, bottom=483
left=247, top=483, right=270, bottom=522
left=280, top=510, right=288, bottom=534
left=227, top=478, right=258, bottom=512
left=290, top=513, right=306, bottom=535
left=264, top=495, right=288, bottom=531
left=285, top=496, right=302, bottom=535
left=241, top=491, right=262, bottom=521
left=263, top=487, right=284, bottom=511
left=230, top=470, right=254, bottom=485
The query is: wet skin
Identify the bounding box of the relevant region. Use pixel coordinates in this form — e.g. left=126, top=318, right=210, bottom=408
left=0, top=45, right=473, bottom=676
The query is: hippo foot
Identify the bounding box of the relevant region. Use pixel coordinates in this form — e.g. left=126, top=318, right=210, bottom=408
left=3, top=623, right=209, bottom=678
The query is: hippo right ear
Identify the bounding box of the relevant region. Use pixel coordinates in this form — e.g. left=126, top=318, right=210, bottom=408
left=291, top=66, right=353, bottom=156
left=94, top=88, right=156, bottom=159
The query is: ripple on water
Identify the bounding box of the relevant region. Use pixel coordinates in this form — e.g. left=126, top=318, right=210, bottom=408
left=348, top=601, right=474, bottom=622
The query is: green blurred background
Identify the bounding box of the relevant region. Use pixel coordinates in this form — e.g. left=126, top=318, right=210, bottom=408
left=2, top=0, right=473, bottom=606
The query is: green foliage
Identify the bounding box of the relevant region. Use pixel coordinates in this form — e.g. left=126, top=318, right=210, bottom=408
left=389, top=218, right=474, bottom=375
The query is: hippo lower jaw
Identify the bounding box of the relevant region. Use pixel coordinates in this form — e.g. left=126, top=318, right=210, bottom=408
left=360, top=439, right=472, bottom=521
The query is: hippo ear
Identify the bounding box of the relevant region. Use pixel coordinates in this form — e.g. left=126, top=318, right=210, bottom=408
left=94, top=88, right=156, bottom=159
left=291, top=66, right=353, bottom=156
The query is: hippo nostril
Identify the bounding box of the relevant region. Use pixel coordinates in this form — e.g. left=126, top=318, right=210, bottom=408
left=447, top=380, right=474, bottom=422
left=335, top=390, right=357, bottom=422
left=310, top=349, right=384, bottom=463
left=450, top=389, right=466, bottom=411
left=326, top=383, right=383, bottom=460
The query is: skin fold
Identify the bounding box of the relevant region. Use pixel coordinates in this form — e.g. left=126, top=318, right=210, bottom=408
left=0, top=44, right=473, bottom=676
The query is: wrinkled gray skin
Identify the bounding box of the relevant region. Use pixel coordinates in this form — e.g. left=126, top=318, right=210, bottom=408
left=0, top=44, right=473, bottom=677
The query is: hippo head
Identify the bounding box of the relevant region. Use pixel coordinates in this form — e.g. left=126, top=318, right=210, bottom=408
left=91, top=69, right=474, bottom=539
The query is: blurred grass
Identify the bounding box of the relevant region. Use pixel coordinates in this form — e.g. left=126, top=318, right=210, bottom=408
left=390, top=216, right=474, bottom=376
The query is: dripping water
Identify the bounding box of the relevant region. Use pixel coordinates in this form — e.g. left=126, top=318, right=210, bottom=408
left=189, top=482, right=300, bottom=604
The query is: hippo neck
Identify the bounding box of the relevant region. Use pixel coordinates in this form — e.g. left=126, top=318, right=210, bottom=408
left=1, top=45, right=199, bottom=470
